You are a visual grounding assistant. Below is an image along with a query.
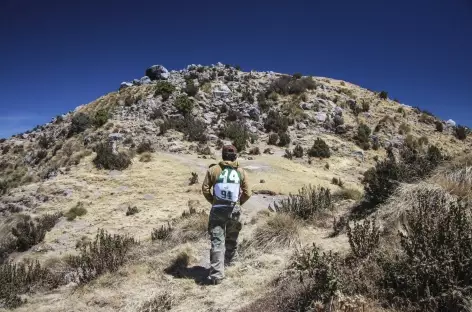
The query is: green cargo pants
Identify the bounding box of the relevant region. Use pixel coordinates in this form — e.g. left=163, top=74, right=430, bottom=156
left=208, top=205, right=242, bottom=281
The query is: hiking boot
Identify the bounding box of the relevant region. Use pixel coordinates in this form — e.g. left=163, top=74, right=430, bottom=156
left=199, top=277, right=224, bottom=286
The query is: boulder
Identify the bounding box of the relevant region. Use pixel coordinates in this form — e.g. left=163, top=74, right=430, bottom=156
left=139, top=76, right=152, bottom=85
left=300, top=102, right=313, bottom=110
left=334, top=106, right=343, bottom=116
left=120, top=82, right=133, bottom=90
left=145, top=65, right=170, bottom=80
left=315, top=112, right=327, bottom=122
left=213, top=84, right=232, bottom=98
left=446, top=119, right=456, bottom=127
left=248, top=107, right=260, bottom=121
left=297, top=122, right=307, bottom=130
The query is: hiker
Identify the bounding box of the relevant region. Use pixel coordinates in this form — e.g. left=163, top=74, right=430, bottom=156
left=201, top=145, right=251, bottom=285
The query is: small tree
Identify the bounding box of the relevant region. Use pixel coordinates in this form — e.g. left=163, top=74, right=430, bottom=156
left=70, top=112, right=91, bottom=135
left=278, top=132, right=291, bottom=147
left=174, top=95, right=193, bottom=115
left=379, top=91, right=388, bottom=99
left=455, top=125, right=467, bottom=141
left=308, top=138, right=331, bottom=158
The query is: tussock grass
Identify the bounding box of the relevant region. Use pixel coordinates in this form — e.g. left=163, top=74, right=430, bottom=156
left=65, top=202, right=87, bottom=221
left=435, top=166, right=472, bottom=200
left=334, top=187, right=363, bottom=201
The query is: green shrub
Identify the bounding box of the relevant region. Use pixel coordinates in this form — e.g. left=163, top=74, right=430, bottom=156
left=293, top=144, right=304, bottom=158
left=268, top=133, right=279, bottom=145
left=0, top=179, right=7, bottom=195
left=189, top=172, right=199, bottom=185
left=378, top=91, right=388, bottom=99
left=257, top=93, right=270, bottom=111
left=154, top=81, right=176, bottom=101
left=293, top=73, right=303, bottom=79
left=268, top=76, right=317, bottom=95
left=356, top=124, right=371, bottom=150
left=151, top=223, right=173, bottom=241
left=183, top=79, right=198, bottom=97
left=93, top=143, right=132, bottom=170
left=174, top=95, right=193, bottom=115
left=136, top=140, right=154, bottom=154
left=278, top=132, right=291, bottom=147
left=38, top=135, right=53, bottom=149
left=272, top=185, right=333, bottom=220
left=308, top=138, right=331, bottom=158
left=346, top=219, right=380, bottom=258
left=126, top=206, right=139, bottom=216
left=455, top=125, right=467, bottom=140
left=67, top=229, right=138, bottom=284
left=226, top=109, right=242, bottom=121
left=382, top=194, right=472, bottom=311
left=0, top=260, right=51, bottom=308
left=69, top=112, right=91, bottom=136
left=435, top=121, right=444, bottom=132
left=160, top=116, right=207, bottom=143
left=361, top=101, right=370, bottom=112
left=93, top=109, right=109, bottom=127
left=222, top=122, right=253, bottom=151
left=65, top=202, right=87, bottom=221
left=283, top=149, right=293, bottom=160
left=264, top=110, right=289, bottom=133
left=11, top=213, right=61, bottom=252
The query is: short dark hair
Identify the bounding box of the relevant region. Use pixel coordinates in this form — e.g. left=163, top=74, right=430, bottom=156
left=222, top=145, right=237, bottom=161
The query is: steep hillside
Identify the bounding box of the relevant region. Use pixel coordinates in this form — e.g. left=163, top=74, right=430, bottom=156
left=0, top=63, right=471, bottom=312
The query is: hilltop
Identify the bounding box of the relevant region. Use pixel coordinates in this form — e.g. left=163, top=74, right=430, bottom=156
left=0, top=63, right=471, bottom=312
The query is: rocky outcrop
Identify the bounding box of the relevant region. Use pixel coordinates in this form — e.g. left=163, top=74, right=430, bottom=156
left=145, top=65, right=170, bottom=81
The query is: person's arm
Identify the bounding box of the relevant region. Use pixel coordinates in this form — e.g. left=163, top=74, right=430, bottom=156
left=202, top=169, right=214, bottom=204
left=239, top=169, right=251, bottom=205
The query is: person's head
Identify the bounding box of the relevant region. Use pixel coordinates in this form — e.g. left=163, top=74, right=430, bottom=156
left=222, top=145, right=238, bottom=161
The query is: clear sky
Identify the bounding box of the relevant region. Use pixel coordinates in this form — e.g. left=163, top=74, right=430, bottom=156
left=0, top=0, right=471, bottom=138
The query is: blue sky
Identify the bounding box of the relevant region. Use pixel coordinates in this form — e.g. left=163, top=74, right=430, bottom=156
left=0, top=0, right=471, bottom=138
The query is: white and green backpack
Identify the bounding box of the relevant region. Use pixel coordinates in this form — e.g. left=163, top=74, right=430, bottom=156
left=213, top=166, right=241, bottom=207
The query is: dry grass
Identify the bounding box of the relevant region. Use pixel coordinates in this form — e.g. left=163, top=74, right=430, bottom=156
left=375, top=182, right=456, bottom=232
left=435, top=166, right=472, bottom=200
left=334, top=187, right=363, bottom=201
left=139, top=152, right=153, bottom=162
left=242, top=213, right=300, bottom=252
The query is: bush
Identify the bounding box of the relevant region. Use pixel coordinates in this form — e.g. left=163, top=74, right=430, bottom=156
left=154, top=81, right=176, bottom=101
left=331, top=177, right=344, bottom=187
left=69, top=112, right=91, bottom=135
left=308, top=138, right=331, bottom=158
left=361, top=101, right=370, bottom=112
left=435, top=120, right=444, bottom=132
left=268, top=76, right=316, bottom=95
left=67, top=229, right=138, bottom=284
left=151, top=223, right=173, bottom=241
left=162, top=116, right=207, bottom=143
left=183, top=79, right=199, bottom=97
left=264, top=110, right=289, bottom=133
left=293, top=145, right=304, bottom=158
left=379, top=91, right=388, bottom=99
left=65, top=202, right=87, bottom=221
left=455, top=125, right=467, bottom=140
left=268, top=133, right=279, bottom=145
left=0, top=260, right=51, bottom=308
left=283, top=149, right=293, bottom=160
left=226, top=109, right=242, bottom=122
left=257, top=93, right=270, bottom=111
left=356, top=124, right=371, bottom=150
left=398, top=122, right=411, bottom=135
left=334, top=188, right=363, bottom=201
left=346, top=219, right=380, bottom=258
left=11, top=213, right=61, bottom=252
left=278, top=132, right=291, bottom=147
left=272, top=185, right=334, bottom=220
left=136, top=140, right=154, bottom=154
left=0, top=179, right=7, bottom=195
left=222, top=122, right=253, bottom=151
left=189, top=172, right=199, bottom=185
left=381, top=194, right=472, bottom=311
left=93, top=143, right=132, bottom=170
left=174, top=95, right=193, bottom=115
left=293, top=73, right=303, bottom=79
left=93, top=109, right=109, bottom=127
left=38, top=135, right=53, bottom=149
left=126, top=206, right=139, bottom=216
left=418, top=136, right=428, bottom=146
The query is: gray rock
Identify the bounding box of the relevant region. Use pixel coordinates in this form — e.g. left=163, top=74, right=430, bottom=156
left=213, top=84, right=232, bottom=98
left=352, top=150, right=365, bottom=161
left=300, top=102, right=313, bottom=110
left=139, top=76, right=152, bottom=85
left=335, top=125, right=347, bottom=134
left=315, top=112, right=327, bottom=122
left=334, top=106, right=343, bottom=116
left=297, top=122, right=307, bottom=130
left=145, top=65, right=170, bottom=80
left=248, top=108, right=260, bottom=121
left=120, top=82, right=133, bottom=90
left=109, top=133, right=124, bottom=140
